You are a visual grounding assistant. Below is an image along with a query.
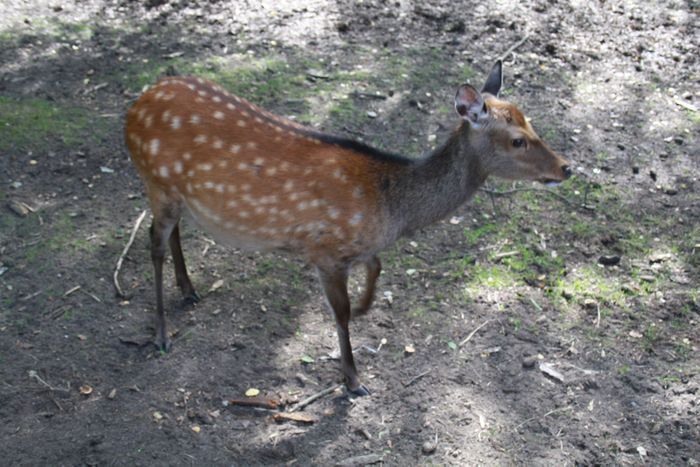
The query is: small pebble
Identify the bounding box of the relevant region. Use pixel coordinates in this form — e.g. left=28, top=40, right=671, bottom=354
left=522, top=355, right=538, bottom=368
left=422, top=441, right=437, bottom=455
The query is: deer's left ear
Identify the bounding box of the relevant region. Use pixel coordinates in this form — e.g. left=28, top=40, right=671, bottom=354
left=481, top=60, right=502, bottom=97
left=455, top=84, right=489, bottom=128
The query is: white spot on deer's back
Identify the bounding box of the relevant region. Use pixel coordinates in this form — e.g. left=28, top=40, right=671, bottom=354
left=212, top=139, right=224, bottom=149
left=349, top=212, right=363, bottom=226
left=197, top=163, right=213, bottom=171
left=230, top=144, right=241, bottom=154
left=173, top=161, right=183, bottom=174
left=183, top=152, right=192, bottom=161
left=194, top=134, right=208, bottom=144
left=149, top=139, right=160, bottom=156
left=158, top=166, right=169, bottom=178
left=237, top=120, right=246, bottom=127
left=190, top=114, right=201, bottom=125
left=213, top=110, right=225, bottom=120
left=170, top=116, right=181, bottom=130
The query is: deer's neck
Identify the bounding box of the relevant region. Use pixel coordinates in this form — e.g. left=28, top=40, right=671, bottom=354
left=386, top=129, right=488, bottom=238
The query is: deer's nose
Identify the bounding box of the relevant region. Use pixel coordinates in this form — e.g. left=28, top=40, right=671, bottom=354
left=562, top=165, right=572, bottom=179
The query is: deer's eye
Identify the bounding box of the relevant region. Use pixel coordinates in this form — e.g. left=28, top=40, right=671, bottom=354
left=512, top=138, right=526, bottom=148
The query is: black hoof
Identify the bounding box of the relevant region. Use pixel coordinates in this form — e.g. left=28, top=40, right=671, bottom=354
left=348, top=384, right=371, bottom=397
left=154, top=336, right=172, bottom=353
left=183, top=291, right=201, bottom=306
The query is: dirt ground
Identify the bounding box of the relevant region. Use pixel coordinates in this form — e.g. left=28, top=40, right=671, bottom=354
left=1, top=0, right=699, bottom=465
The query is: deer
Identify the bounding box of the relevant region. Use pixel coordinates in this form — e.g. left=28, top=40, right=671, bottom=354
left=125, top=61, right=571, bottom=396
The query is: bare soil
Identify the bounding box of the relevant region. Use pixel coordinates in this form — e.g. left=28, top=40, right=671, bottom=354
left=1, top=0, right=699, bottom=465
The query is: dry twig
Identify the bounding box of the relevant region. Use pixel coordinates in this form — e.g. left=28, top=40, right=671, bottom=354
left=114, top=209, right=148, bottom=298
left=288, top=384, right=343, bottom=413
left=403, top=369, right=431, bottom=387
left=499, top=34, right=532, bottom=62
left=459, top=319, right=491, bottom=347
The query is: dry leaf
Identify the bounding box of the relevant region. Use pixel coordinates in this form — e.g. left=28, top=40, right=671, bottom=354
left=191, top=425, right=201, bottom=433
left=152, top=411, right=163, bottom=421
left=79, top=385, right=93, bottom=395
left=108, top=388, right=117, bottom=400
left=629, top=330, right=643, bottom=339
left=245, top=388, right=260, bottom=397
left=209, top=279, right=224, bottom=293
left=383, top=291, right=393, bottom=304
left=404, top=344, right=415, bottom=354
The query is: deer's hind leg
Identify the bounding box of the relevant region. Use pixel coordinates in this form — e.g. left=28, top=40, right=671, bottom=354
left=169, top=223, right=200, bottom=305
left=352, top=255, right=382, bottom=319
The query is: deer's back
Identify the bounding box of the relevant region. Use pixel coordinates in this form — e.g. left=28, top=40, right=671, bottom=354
left=125, top=76, right=406, bottom=262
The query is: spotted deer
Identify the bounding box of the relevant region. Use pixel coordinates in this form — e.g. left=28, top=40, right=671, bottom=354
left=125, top=61, right=571, bottom=395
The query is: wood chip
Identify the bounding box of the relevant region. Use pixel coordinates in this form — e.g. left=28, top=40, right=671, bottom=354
left=539, top=362, right=566, bottom=383
left=272, top=412, right=317, bottom=424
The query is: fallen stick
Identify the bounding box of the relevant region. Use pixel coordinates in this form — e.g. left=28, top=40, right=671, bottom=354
left=459, top=319, right=491, bottom=347
left=288, top=383, right=343, bottom=413
left=63, top=285, right=81, bottom=297
left=403, top=369, right=431, bottom=387
left=498, top=33, right=531, bottom=62
left=272, top=412, right=317, bottom=424
left=227, top=398, right=279, bottom=410
left=114, top=209, right=147, bottom=298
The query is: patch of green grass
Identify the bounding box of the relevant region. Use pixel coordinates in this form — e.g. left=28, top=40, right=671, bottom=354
left=0, top=97, right=108, bottom=152
left=641, top=323, right=659, bottom=351
left=686, top=109, right=700, bottom=125
left=463, top=223, right=498, bottom=247
left=548, top=265, right=629, bottom=308
left=463, top=264, right=520, bottom=299
left=495, top=245, right=565, bottom=285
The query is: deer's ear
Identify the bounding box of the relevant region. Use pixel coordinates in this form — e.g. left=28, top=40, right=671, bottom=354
left=455, top=84, right=489, bottom=128
left=481, top=60, right=502, bottom=97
